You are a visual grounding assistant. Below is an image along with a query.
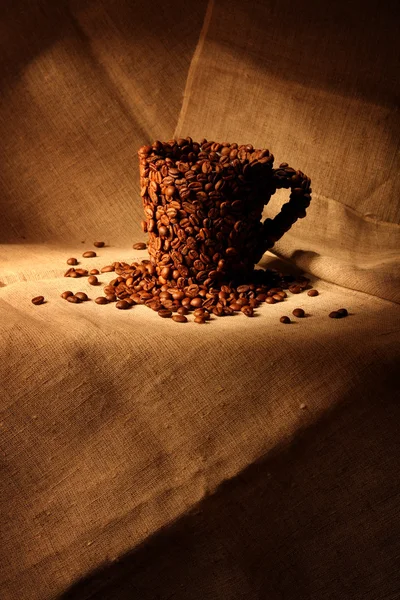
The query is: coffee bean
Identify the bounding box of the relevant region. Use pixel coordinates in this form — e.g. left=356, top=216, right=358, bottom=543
left=101, top=265, right=115, bottom=273
left=193, top=308, right=206, bottom=317
left=177, top=306, right=189, bottom=315
left=105, top=294, right=116, bottom=302
left=307, top=289, right=319, bottom=297
left=272, top=294, right=283, bottom=302
left=133, top=242, right=147, bottom=250
left=70, top=270, right=79, bottom=278
left=194, top=316, right=206, bottom=324
left=289, top=285, right=302, bottom=294
left=329, top=311, right=341, bottom=319
left=230, top=302, right=242, bottom=311
left=241, top=306, right=254, bottom=317
left=90, top=269, right=100, bottom=275
left=116, top=300, right=130, bottom=310
left=61, top=291, right=73, bottom=299
left=75, top=269, right=88, bottom=276
left=95, top=296, right=109, bottom=304
left=88, top=275, right=99, bottom=285
left=158, top=309, right=172, bottom=318
left=67, top=295, right=81, bottom=304
left=67, top=258, right=78, bottom=265
left=337, top=308, right=348, bottom=317
left=265, top=297, right=276, bottom=304
left=83, top=251, right=96, bottom=258
left=93, top=241, right=105, bottom=248
left=172, top=314, right=188, bottom=323
left=190, top=297, right=203, bottom=308
left=292, top=308, right=305, bottom=318
left=31, top=296, right=45, bottom=305
left=280, top=316, right=291, bottom=324
left=172, top=290, right=185, bottom=301
left=75, top=292, right=88, bottom=301
left=236, top=298, right=249, bottom=307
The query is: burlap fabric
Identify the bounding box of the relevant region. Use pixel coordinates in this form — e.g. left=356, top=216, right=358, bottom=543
left=1, top=1, right=399, bottom=599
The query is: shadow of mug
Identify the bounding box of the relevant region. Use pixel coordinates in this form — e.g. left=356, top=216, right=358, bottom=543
left=138, top=138, right=311, bottom=286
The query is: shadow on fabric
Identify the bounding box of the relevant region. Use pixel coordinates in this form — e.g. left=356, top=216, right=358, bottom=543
left=58, top=366, right=400, bottom=600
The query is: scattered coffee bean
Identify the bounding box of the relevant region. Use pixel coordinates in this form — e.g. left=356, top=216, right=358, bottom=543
left=116, top=300, right=130, bottom=310
left=64, top=268, right=74, bottom=277
left=158, top=309, right=172, bottom=318
left=194, top=316, right=206, bottom=324
left=133, top=242, right=147, bottom=250
left=67, top=295, right=80, bottom=304
left=75, top=269, right=89, bottom=276
left=75, top=292, right=88, bottom=301
left=31, top=296, right=45, bottom=305
left=101, top=265, right=115, bottom=273
left=70, top=270, right=79, bottom=278
left=67, top=258, right=78, bottom=265
left=241, top=306, right=254, bottom=317
left=93, top=241, right=105, bottom=248
left=265, top=297, right=276, bottom=304
left=61, top=291, right=73, bottom=299
left=172, top=314, right=188, bottom=323
left=105, top=294, right=116, bottom=302
left=193, top=308, right=206, bottom=317
left=177, top=306, right=189, bottom=315
left=88, top=275, right=99, bottom=285
left=329, top=311, right=340, bottom=319
left=337, top=308, right=348, bottom=317
left=292, top=308, right=305, bottom=318
left=90, top=269, right=100, bottom=275
left=307, top=289, right=319, bottom=297
left=82, top=251, right=96, bottom=258
left=280, top=316, right=291, bottom=324
left=95, top=296, right=108, bottom=305
left=289, top=285, right=302, bottom=294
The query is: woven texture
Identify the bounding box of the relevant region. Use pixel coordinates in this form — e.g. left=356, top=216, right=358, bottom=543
left=1, top=1, right=399, bottom=599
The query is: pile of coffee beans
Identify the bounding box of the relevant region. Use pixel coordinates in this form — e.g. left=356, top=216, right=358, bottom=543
left=30, top=249, right=349, bottom=325
left=89, top=258, right=312, bottom=321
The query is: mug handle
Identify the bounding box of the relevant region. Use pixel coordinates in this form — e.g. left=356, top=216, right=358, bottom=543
left=262, top=163, right=312, bottom=249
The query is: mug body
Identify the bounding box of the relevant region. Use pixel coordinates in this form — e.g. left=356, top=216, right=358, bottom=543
left=139, top=138, right=275, bottom=287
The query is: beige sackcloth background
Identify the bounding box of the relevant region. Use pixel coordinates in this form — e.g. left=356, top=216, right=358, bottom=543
left=1, top=0, right=399, bottom=598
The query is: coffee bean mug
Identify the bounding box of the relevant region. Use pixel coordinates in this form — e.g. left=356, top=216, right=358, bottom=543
left=138, top=138, right=311, bottom=286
